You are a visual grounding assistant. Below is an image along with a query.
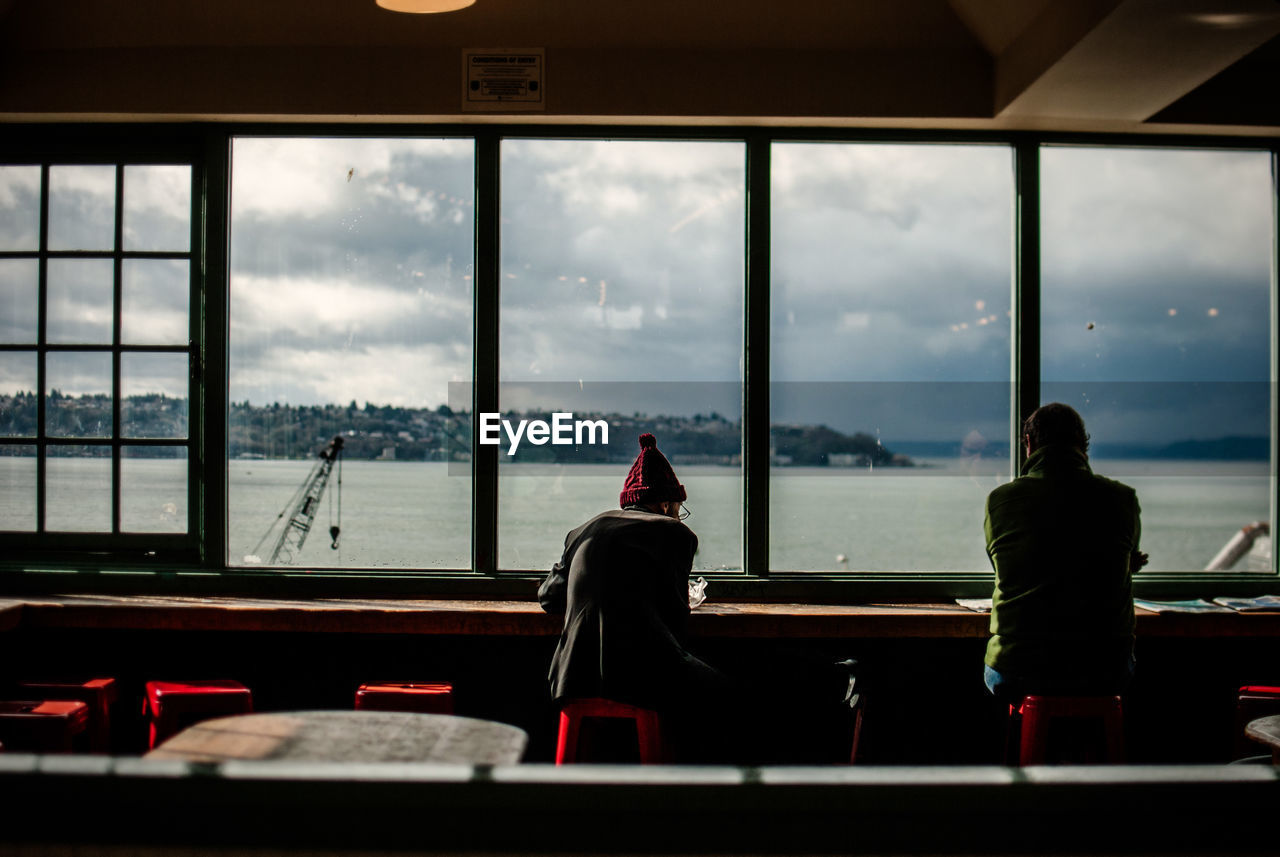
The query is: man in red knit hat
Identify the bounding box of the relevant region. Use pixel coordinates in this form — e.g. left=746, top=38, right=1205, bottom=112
left=538, top=433, right=728, bottom=739
left=539, top=433, right=860, bottom=763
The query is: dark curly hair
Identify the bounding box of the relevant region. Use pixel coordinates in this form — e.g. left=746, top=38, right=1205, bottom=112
left=1023, top=402, right=1090, bottom=453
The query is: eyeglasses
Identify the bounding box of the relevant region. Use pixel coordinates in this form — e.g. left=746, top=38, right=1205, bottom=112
left=678, top=503, right=692, bottom=521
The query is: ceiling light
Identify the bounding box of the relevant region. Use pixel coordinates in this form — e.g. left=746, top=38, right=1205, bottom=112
left=1187, top=12, right=1273, bottom=28
left=376, top=0, right=475, bottom=12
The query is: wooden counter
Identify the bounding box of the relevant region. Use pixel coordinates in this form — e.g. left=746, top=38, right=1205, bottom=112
left=3, top=593, right=1279, bottom=639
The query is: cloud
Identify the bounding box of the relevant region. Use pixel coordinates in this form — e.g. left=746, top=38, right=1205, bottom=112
left=48, top=165, right=116, bottom=252
left=124, top=165, right=191, bottom=252
left=1040, top=148, right=1271, bottom=385
left=45, top=351, right=111, bottom=397
left=0, top=258, right=38, bottom=340
left=219, top=137, right=1272, bottom=446
left=232, top=137, right=471, bottom=219
left=0, top=166, right=41, bottom=251
left=232, top=273, right=431, bottom=337
left=122, top=259, right=189, bottom=345
left=0, top=351, right=37, bottom=395
left=122, top=352, right=188, bottom=399
left=231, top=341, right=471, bottom=407
left=46, top=259, right=114, bottom=344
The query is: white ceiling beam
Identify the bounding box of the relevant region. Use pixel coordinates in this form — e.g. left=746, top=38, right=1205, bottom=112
left=995, top=0, right=1280, bottom=121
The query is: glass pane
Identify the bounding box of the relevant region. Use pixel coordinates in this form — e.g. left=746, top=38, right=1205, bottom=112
left=770, top=143, right=1014, bottom=571
left=48, top=165, right=116, bottom=252
left=1041, top=147, right=1272, bottom=572
left=0, top=259, right=39, bottom=343
left=46, top=445, right=111, bottom=532
left=0, top=445, right=36, bottom=531
left=124, top=165, right=192, bottom=252
left=499, top=139, right=745, bottom=571
left=122, top=259, right=189, bottom=345
left=228, top=137, right=474, bottom=569
left=46, top=352, right=112, bottom=438
left=0, top=352, right=37, bottom=437
left=122, top=352, right=188, bottom=438
left=122, top=446, right=187, bottom=533
left=0, top=166, right=41, bottom=251
left=47, top=258, right=114, bottom=344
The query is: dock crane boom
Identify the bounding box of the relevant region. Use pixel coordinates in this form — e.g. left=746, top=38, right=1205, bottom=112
left=251, top=435, right=344, bottom=566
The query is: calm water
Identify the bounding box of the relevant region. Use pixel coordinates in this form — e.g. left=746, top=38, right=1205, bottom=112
left=1, top=457, right=1271, bottom=573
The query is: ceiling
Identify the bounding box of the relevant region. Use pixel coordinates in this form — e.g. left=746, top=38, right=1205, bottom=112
left=1, top=0, right=1278, bottom=132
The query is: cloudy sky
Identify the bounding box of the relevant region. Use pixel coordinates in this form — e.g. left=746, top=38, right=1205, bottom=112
left=231, top=136, right=1272, bottom=448
left=3, top=139, right=1272, bottom=449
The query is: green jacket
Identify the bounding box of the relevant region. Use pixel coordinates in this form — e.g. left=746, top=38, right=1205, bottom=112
left=984, top=444, right=1141, bottom=678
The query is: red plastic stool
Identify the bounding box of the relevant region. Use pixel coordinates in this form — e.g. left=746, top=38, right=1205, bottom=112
left=0, top=700, right=90, bottom=753
left=1235, top=685, right=1280, bottom=759
left=1016, top=695, right=1123, bottom=765
left=17, top=678, right=118, bottom=753
left=144, top=680, right=253, bottom=749
left=556, top=698, right=665, bottom=764
left=355, top=682, right=454, bottom=714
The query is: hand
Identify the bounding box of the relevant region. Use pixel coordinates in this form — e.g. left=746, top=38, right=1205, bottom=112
left=1129, top=551, right=1149, bottom=572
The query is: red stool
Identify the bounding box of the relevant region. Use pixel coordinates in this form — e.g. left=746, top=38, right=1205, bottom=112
left=17, top=678, right=118, bottom=753
left=144, top=680, right=253, bottom=750
left=1016, top=695, right=1124, bottom=765
left=556, top=698, right=665, bottom=764
left=1235, top=685, right=1280, bottom=759
left=0, top=700, right=90, bottom=753
left=355, top=682, right=454, bottom=714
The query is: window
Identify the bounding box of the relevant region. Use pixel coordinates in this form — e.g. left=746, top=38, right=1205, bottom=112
left=228, top=137, right=474, bottom=569
left=1040, top=146, right=1273, bottom=573
left=4, top=128, right=1277, bottom=592
left=0, top=158, right=195, bottom=549
left=770, top=143, right=1013, bottom=572
left=498, top=139, right=745, bottom=571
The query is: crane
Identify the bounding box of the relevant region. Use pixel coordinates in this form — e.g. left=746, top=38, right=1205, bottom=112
left=247, top=435, right=344, bottom=566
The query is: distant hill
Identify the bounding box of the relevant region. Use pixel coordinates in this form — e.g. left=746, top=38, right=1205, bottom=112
left=3, top=391, right=1266, bottom=463
left=894, top=436, right=1269, bottom=462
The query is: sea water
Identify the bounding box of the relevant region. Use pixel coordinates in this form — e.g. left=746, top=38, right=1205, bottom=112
left=1, top=457, right=1270, bottom=574
left=231, top=457, right=1273, bottom=573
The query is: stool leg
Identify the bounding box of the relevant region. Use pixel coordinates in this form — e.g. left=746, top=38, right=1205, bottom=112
left=1003, top=704, right=1022, bottom=765
left=634, top=711, right=663, bottom=764
left=1019, top=702, right=1047, bottom=766
left=1104, top=704, right=1124, bottom=763
left=555, top=709, right=578, bottom=765
left=849, top=706, right=864, bottom=764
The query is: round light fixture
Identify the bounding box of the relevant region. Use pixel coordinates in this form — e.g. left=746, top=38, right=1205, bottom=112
left=376, top=0, right=475, bottom=12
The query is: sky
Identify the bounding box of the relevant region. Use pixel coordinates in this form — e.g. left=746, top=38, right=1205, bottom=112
left=1, top=140, right=1273, bottom=448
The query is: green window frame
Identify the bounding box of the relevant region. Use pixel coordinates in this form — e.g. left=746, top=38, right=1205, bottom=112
left=0, top=125, right=1276, bottom=601
left=0, top=128, right=211, bottom=566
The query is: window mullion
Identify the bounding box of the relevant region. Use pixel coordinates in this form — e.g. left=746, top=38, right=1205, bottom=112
left=1013, top=140, right=1041, bottom=476
left=744, top=133, right=770, bottom=579
left=36, top=162, right=49, bottom=534
left=197, top=132, right=228, bottom=567
left=1271, top=148, right=1279, bottom=576
left=112, top=163, right=124, bottom=535
left=474, top=132, right=500, bottom=576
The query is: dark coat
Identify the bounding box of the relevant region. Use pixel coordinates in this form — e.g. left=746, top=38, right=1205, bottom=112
left=984, top=444, right=1141, bottom=680
left=538, top=507, right=716, bottom=708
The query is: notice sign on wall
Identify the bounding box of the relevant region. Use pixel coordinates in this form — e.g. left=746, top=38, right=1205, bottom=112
left=463, top=48, right=545, bottom=112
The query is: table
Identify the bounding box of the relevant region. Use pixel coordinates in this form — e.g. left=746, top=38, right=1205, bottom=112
left=1245, top=714, right=1280, bottom=764
left=144, top=710, right=528, bottom=764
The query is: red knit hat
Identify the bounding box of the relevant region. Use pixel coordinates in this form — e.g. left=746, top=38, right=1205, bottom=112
left=619, top=433, right=686, bottom=507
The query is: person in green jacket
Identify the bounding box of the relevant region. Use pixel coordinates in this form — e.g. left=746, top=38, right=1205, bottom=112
left=983, top=403, right=1148, bottom=703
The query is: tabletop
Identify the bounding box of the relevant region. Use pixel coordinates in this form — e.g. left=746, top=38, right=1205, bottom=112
left=1245, top=714, right=1280, bottom=763
left=144, top=710, right=528, bottom=764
